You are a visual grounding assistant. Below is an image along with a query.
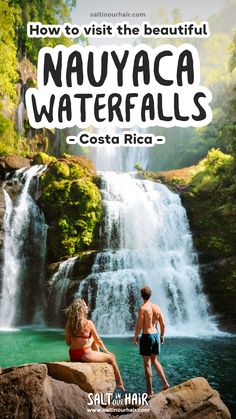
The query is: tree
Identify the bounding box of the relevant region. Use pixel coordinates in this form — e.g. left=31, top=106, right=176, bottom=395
left=0, top=0, right=18, bottom=102
left=10, top=0, right=77, bottom=64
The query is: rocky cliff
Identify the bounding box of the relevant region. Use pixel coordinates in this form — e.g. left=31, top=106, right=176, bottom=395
left=0, top=154, right=102, bottom=261
left=0, top=153, right=102, bottom=326
left=38, top=153, right=102, bottom=262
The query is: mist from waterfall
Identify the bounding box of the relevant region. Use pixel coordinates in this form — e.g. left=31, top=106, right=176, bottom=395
left=88, top=128, right=149, bottom=171
left=77, top=172, right=218, bottom=336
left=0, top=165, right=47, bottom=328
left=91, top=145, right=149, bottom=171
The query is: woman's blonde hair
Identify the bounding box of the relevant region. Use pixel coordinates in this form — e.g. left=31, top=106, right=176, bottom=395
left=65, top=298, right=87, bottom=337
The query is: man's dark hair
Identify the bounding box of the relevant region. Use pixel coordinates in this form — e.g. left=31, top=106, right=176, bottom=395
left=141, top=286, right=152, bottom=300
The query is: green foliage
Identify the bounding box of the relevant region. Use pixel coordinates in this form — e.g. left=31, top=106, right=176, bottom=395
left=191, top=148, right=234, bottom=193
left=134, top=162, right=143, bottom=171
left=40, top=156, right=102, bottom=261
left=201, top=148, right=233, bottom=174
left=0, top=0, right=78, bottom=155
left=50, top=161, right=70, bottom=178
left=69, top=162, right=88, bottom=179
left=142, top=3, right=236, bottom=171
left=0, top=0, right=18, bottom=152
left=208, top=236, right=230, bottom=252
left=10, top=0, right=77, bottom=64
left=229, top=31, right=236, bottom=72
left=182, top=148, right=236, bottom=276
left=0, top=106, right=30, bottom=156
left=0, top=0, right=18, bottom=102
left=33, top=152, right=54, bottom=165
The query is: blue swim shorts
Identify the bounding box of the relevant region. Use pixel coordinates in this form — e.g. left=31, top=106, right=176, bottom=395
left=139, top=333, right=161, bottom=356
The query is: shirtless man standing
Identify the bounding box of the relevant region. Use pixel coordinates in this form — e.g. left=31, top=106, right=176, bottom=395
left=134, top=286, right=169, bottom=395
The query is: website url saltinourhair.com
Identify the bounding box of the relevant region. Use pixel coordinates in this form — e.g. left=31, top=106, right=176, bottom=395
left=87, top=408, right=150, bottom=413
left=90, top=12, right=146, bottom=18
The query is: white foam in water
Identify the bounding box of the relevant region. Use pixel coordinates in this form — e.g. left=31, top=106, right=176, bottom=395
left=0, top=327, right=20, bottom=332
left=77, top=171, right=219, bottom=337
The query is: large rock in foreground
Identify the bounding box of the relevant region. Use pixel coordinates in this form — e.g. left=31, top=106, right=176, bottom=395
left=47, top=361, right=116, bottom=393
left=48, top=376, right=107, bottom=419
left=0, top=364, right=231, bottom=419
left=0, top=363, right=107, bottom=419
left=0, top=364, right=54, bottom=419
left=120, top=377, right=231, bottom=419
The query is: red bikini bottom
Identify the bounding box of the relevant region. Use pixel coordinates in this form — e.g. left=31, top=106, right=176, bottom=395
left=69, top=346, right=90, bottom=362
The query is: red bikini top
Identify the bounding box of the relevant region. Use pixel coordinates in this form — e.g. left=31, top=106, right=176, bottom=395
left=77, top=331, right=92, bottom=339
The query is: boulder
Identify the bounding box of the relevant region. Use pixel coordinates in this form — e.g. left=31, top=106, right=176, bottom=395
left=0, top=364, right=55, bottom=419
left=48, top=376, right=107, bottom=419
left=0, top=156, right=31, bottom=179
left=0, top=363, right=108, bottom=419
left=0, top=364, right=231, bottom=419
left=47, top=361, right=116, bottom=394
left=33, top=152, right=53, bottom=165
left=119, top=377, right=231, bottom=419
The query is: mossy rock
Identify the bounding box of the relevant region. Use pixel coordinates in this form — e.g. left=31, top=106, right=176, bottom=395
left=61, top=154, right=96, bottom=175
left=33, top=152, right=53, bottom=165
left=49, top=161, right=70, bottom=178
left=39, top=155, right=102, bottom=262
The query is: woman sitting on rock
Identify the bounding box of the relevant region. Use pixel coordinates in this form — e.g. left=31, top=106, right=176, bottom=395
left=65, top=298, right=125, bottom=391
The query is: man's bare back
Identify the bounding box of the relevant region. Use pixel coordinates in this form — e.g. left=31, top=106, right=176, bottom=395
left=140, top=301, right=163, bottom=334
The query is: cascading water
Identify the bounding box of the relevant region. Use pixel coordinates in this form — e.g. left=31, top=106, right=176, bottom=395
left=77, top=171, right=217, bottom=336
left=16, top=84, right=27, bottom=134
left=91, top=145, right=149, bottom=172
left=88, top=129, right=149, bottom=171
left=47, top=256, right=78, bottom=325
left=17, top=101, right=25, bottom=134
left=0, top=165, right=47, bottom=328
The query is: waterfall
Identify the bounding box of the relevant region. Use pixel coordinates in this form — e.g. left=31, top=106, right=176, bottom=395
left=88, top=129, right=149, bottom=171
left=0, top=165, right=47, bottom=328
left=17, top=101, right=25, bottom=134
left=47, top=256, right=78, bottom=325
left=91, top=145, right=149, bottom=172
left=16, top=83, right=27, bottom=134
left=77, top=171, right=217, bottom=336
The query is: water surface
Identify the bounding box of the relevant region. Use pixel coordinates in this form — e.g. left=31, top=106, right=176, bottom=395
left=0, top=329, right=235, bottom=417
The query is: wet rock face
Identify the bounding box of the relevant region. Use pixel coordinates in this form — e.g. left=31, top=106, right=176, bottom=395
left=0, top=156, right=31, bottom=179
left=18, top=57, right=37, bottom=85
left=46, top=252, right=97, bottom=327
left=182, top=191, right=236, bottom=332
left=3, top=178, right=22, bottom=204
